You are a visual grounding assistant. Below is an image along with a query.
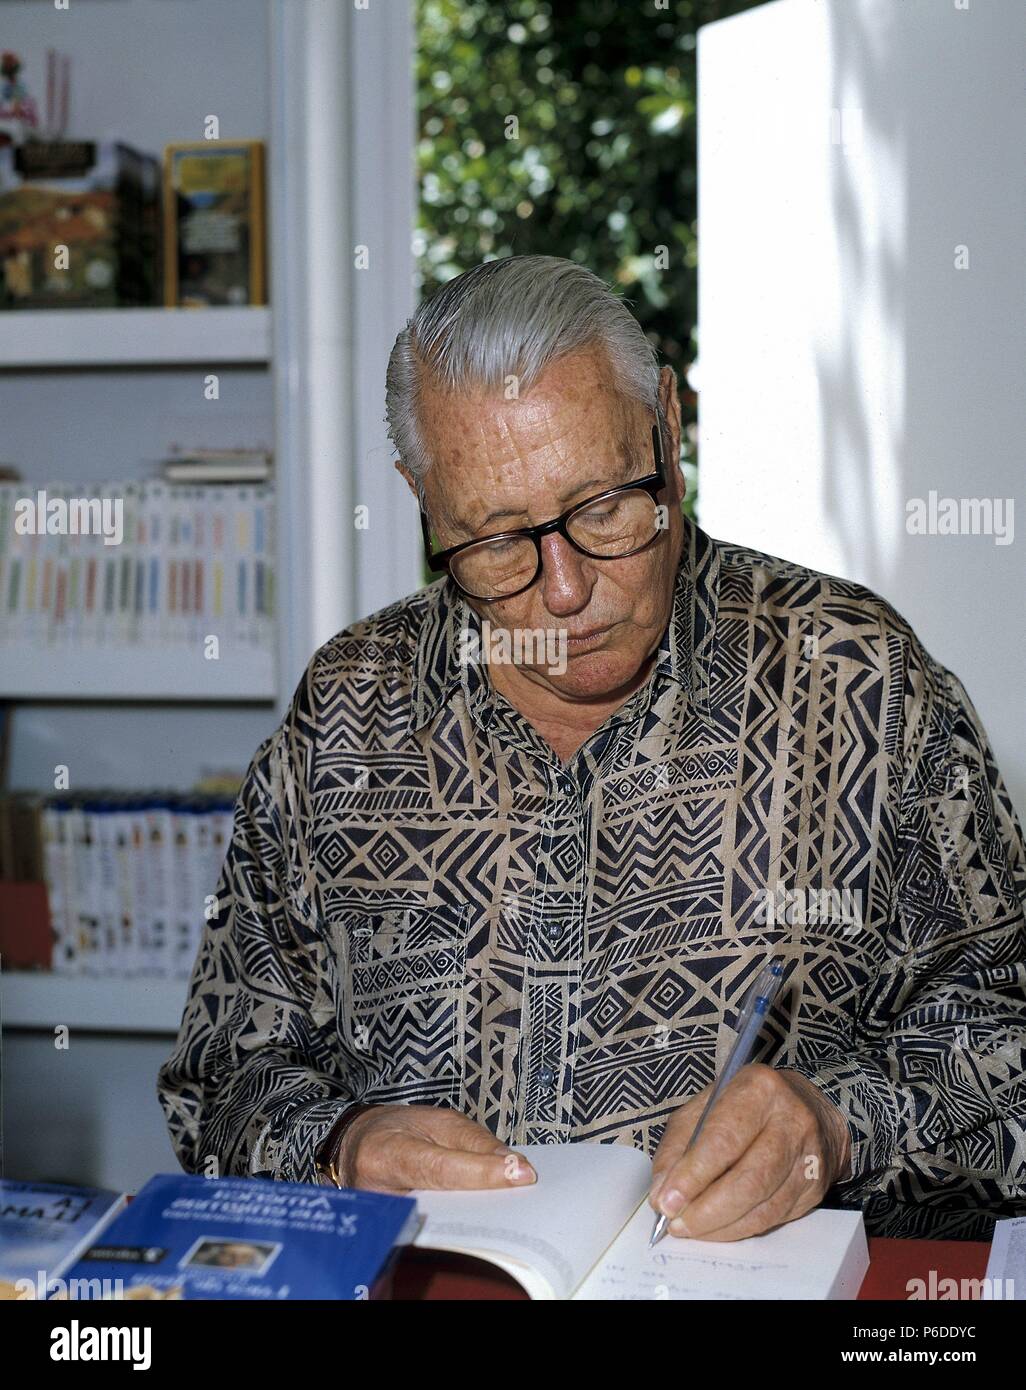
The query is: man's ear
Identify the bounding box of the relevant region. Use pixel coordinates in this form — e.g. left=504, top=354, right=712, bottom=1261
left=394, top=458, right=420, bottom=500
left=657, top=366, right=685, bottom=498
left=658, top=365, right=682, bottom=459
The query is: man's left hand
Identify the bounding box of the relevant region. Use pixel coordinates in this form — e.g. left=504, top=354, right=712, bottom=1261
left=650, top=1064, right=852, bottom=1242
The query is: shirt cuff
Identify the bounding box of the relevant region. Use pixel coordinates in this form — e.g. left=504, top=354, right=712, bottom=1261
left=266, top=1097, right=359, bottom=1185
left=784, top=1056, right=903, bottom=1183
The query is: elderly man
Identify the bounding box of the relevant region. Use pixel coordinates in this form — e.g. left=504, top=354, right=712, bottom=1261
left=159, top=256, right=1026, bottom=1242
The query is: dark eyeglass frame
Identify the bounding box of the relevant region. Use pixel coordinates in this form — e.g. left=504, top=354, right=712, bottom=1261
left=420, top=423, right=666, bottom=600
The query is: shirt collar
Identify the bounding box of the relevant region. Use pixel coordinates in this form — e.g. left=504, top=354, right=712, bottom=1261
left=408, top=516, right=719, bottom=735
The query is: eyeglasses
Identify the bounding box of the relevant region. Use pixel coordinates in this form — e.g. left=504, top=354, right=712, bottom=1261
left=420, top=424, right=667, bottom=601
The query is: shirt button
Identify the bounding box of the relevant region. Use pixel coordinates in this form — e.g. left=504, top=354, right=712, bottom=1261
left=546, top=922, right=560, bottom=941
left=538, top=1067, right=555, bottom=1091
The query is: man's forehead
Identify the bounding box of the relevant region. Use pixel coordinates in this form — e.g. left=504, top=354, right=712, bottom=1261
left=435, top=404, right=633, bottom=467
left=420, top=343, right=636, bottom=437
left=425, top=404, right=641, bottom=537
left=427, top=377, right=623, bottom=437
left=415, top=347, right=650, bottom=529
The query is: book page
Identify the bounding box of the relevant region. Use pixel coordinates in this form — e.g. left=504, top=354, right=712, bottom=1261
left=984, top=1216, right=1026, bottom=1298
left=574, top=1203, right=867, bottom=1300
left=412, top=1143, right=651, bottom=1299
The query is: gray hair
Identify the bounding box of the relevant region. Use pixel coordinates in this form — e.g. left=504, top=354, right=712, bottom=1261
left=385, top=256, right=664, bottom=499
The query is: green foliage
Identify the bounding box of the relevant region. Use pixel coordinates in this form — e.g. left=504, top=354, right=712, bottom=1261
left=416, top=0, right=765, bottom=512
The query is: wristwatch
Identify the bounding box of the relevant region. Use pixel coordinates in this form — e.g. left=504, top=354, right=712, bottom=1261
left=314, top=1102, right=374, bottom=1188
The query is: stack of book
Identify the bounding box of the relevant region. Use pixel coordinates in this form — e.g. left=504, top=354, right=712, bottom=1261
left=0, top=479, right=274, bottom=652
left=160, top=447, right=271, bottom=484
left=34, top=790, right=237, bottom=979
left=0, top=788, right=240, bottom=980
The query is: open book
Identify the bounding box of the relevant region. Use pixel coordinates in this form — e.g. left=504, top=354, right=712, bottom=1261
left=413, top=1144, right=868, bottom=1300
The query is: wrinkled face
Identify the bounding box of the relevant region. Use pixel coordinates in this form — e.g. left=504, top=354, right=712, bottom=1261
left=406, top=348, right=686, bottom=703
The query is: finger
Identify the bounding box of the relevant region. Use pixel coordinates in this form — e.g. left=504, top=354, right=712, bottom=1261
left=653, top=1081, right=773, bottom=1219
left=669, top=1170, right=814, bottom=1244
left=365, top=1133, right=535, bottom=1193
left=665, top=1132, right=794, bottom=1238
left=428, top=1109, right=518, bottom=1156
left=413, top=1111, right=538, bottom=1183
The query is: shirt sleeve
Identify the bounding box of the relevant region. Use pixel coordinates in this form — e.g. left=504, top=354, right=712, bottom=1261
left=788, top=643, right=1026, bottom=1237
left=157, top=668, right=356, bottom=1184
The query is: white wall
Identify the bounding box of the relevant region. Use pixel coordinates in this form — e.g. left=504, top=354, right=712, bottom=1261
left=697, top=0, right=1025, bottom=820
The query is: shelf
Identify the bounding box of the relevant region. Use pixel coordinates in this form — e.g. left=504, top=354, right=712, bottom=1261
left=1, top=973, right=188, bottom=1034
left=0, top=306, right=272, bottom=368
left=1, top=644, right=276, bottom=701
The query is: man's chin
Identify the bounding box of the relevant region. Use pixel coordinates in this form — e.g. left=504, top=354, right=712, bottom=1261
left=533, top=650, right=647, bottom=702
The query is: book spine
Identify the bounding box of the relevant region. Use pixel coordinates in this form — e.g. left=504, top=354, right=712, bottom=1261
left=125, top=480, right=141, bottom=647
left=113, top=802, right=136, bottom=977
left=130, top=800, right=154, bottom=976
left=233, top=485, right=250, bottom=649
left=95, top=801, right=119, bottom=974
left=62, top=801, right=85, bottom=976
left=152, top=800, right=176, bottom=978
left=46, top=482, right=67, bottom=646
left=67, top=497, right=83, bottom=649
left=42, top=803, right=73, bottom=974
left=75, top=803, right=101, bottom=976
left=79, top=486, right=101, bottom=650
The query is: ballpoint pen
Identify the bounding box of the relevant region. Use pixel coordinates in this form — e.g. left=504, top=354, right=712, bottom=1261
left=649, top=957, right=786, bottom=1247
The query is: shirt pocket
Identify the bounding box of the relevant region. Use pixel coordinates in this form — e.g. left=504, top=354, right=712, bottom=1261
left=329, top=903, right=470, bottom=1106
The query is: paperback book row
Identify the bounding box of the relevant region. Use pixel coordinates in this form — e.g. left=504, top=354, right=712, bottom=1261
left=36, top=789, right=237, bottom=979
left=0, top=480, right=275, bottom=650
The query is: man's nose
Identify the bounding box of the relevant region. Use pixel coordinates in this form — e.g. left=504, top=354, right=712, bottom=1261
left=538, top=532, right=592, bottom=614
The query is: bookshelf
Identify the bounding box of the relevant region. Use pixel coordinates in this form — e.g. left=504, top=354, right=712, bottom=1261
left=0, top=307, right=272, bottom=369
left=0, top=2, right=284, bottom=1190
left=2, top=644, right=276, bottom=702
left=0, top=0, right=420, bottom=1195
left=1, top=973, right=187, bottom=1035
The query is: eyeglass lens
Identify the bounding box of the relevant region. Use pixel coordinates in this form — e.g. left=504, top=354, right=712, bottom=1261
left=450, top=489, right=661, bottom=599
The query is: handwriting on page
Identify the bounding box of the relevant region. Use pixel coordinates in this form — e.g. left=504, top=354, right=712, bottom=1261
left=588, top=1249, right=788, bottom=1301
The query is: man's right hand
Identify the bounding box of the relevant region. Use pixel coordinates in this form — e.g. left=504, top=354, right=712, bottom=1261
left=338, top=1104, right=537, bottom=1194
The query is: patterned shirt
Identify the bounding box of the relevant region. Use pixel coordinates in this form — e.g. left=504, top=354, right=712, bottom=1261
left=158, top=519, right=1026, bottom=1239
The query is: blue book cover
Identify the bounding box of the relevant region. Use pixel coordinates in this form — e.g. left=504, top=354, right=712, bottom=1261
left=61, top=1173, right=419, bottom=1301
left=0, top=1179, right=126, bottom=1299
